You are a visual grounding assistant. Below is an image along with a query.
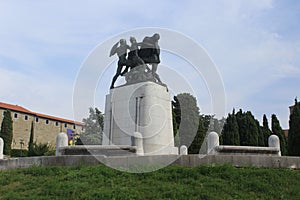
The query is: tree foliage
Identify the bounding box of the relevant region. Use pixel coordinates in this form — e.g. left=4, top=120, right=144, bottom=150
left=0, top=110, right=13, bottom=155
left=28, top=142, right=53, bottom=156
left=271, top=114, right=287, bottom=156
left=261, top=114, right=272, bottom=146
left=77, top=107, right=104, bottom=145
left=256, top=119, right=265, bottom=146
left=28, top=121, right=35, bottom=156
left=221, top=109, right=240, bottom=145
left=235, top=110, right=259, bottom=146
left=172, top=93, right=199, bottom=150
left=288, top=99, right=300, bottom=156
left=188, top=116, right=206, bottom=154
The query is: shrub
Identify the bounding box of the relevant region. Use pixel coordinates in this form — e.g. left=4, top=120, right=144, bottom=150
left=10, top=149, right=28, bottom=157
left=28, top=142, right=54, bottom=157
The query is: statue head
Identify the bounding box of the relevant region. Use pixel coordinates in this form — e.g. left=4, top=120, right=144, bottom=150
left=130, top=37, right=137, bottom=44
left=119, top=39, right=126, bottom=45
left=153, top=33, right=160, bottom=41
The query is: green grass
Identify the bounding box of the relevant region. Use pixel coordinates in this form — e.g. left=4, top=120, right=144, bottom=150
left=0, top=164, right=300, bottom=199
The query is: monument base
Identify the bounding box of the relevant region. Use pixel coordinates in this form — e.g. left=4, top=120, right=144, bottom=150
left=103, top=81, right=178, bottom=155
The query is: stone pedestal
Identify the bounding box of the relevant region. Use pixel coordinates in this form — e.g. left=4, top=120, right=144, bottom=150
left=103, top=81, right=178, bottom=155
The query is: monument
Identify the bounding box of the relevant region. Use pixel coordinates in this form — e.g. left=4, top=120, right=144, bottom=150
left=103, top=33, right=178, bottom=155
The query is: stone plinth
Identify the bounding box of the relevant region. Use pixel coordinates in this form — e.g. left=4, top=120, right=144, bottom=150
left=103, top=81, right=178, bottom=155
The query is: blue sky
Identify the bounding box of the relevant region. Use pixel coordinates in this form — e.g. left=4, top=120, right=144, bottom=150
left=1, top=0, right=299, bottom=129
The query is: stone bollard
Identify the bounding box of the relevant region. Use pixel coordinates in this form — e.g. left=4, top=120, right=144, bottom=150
left=179, top=145, right=188, bottom=155
left=56, top=132, right=68, bottom=156
left=0, top=137, right=3, bottom=159
left=134, top=132, right=144, bottom=156
left=268, top=135, right=281, bottom=156
left=207, top=132, right=219, bottom=155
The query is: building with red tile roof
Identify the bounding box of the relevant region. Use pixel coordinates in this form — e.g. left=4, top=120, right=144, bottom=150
left=0, top=102, right=84, bottom=149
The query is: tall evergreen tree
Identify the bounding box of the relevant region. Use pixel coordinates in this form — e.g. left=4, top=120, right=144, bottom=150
left=271, top=114, right=287, bottom=156
left=236, top=110, right=259, bottom=146
left=262, top=114, right=272, bottom=146
left=28, top=121, right=35, bottom=156
left=188, top=116, right=206, bottom=154
left=0, top=110, right=13, bottom=155
left=172, top=96, right=181, bottom=127
left=256, top=119, right=265, bottom=146
left=221, top=109, right=240, bottom=145
left=288, top=99, right=300, bottom=156
left=173, top=93, right=199, bottom=150
left=172, top=108, right=180, bottom=146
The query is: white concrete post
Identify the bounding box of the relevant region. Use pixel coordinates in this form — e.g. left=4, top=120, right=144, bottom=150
left=0, top=137, right=4, bottom=159
left=268, top=135, right=281, bottom=156
left=56, top=132, right=68, bottom=156
left=179, top=145, right=188, bottom=155
left=134, top=132, right=144, bottom=156
left=207, top=132, right=219, bottom=155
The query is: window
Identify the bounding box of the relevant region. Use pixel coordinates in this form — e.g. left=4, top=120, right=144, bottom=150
left=14, top=113, right=18, bottom=118
left=55, top=121, right=59, bottom=126
left=64, top=123, right=67, bottom=128
left=46, top=119, right=49, bottom=125
left=73, top=124, right=76, bottom=129
left=36, top=117, right=39, bottom=122
left=24, top=115, right=28, bottom=120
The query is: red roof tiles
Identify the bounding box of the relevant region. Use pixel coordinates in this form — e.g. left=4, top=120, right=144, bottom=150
left=0, top=102, right=84, bottom=126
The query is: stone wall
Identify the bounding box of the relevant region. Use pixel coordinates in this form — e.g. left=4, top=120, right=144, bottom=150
left=1, top=155, right=300, bottom=170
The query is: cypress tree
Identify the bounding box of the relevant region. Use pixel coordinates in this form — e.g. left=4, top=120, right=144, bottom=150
left=237, top=110, right=258, bottom=146
left=288, top=99, right=300, bottom=156
left=188, top=116, right=206, bottom=154
left=246, top=112, right=259, bottom=146
left=172, top=96, right=181, bottom=127
left=221, top=109, right=239, bottom=145
left=236, top=109, right=246, bottom=145
left=28, top=121, right=35, bottom=156
left=0, top=110, right=13, bottom=155
left=262, top=114, right=272, bottom=146
left=256, top=119, right=265, bottom=146
left=271, top=114, right=287, bottom=156
left=174, top=93, right=199, bottom=150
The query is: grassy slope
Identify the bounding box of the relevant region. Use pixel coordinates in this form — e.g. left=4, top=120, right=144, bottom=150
left=0, top=164, right=299, bottom=200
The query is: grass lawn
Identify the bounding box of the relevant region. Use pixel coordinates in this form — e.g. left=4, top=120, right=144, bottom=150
left=0, top=164, right=299, bottom=199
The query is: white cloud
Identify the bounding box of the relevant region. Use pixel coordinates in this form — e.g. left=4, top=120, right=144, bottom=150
left=276, top=64, right=300, bottom=77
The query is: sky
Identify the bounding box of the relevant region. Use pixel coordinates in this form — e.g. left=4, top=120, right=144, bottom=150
left=0, top=0, right=300, bottom=129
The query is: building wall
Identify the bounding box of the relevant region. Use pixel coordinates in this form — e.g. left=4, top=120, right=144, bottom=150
left=0, top=108, right=84, bottom=149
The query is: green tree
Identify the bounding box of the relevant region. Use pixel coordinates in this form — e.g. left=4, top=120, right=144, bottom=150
left=288, top=99, right=300, bottom=156
left=172, top=96, right=181, bottom=127
left=28, top=121, right=35, bottom=156
left=236, top=110, right=259, bottom=146
left=271, top=114, right=287, bottom=156
left=172, top=108, right=180, bottom=146
left=262, top=114, right=272, bottom=146
left=256, top=119, right=265, bottom=146
left=173, top=93, right=199, bottom=150
left=221, top=109, right=240, bottom=145
left=77, top=107, right=104, bottom=145
left=188, top=116, right=206, bottom=154
left=0, top=110, right=13, bottom=155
